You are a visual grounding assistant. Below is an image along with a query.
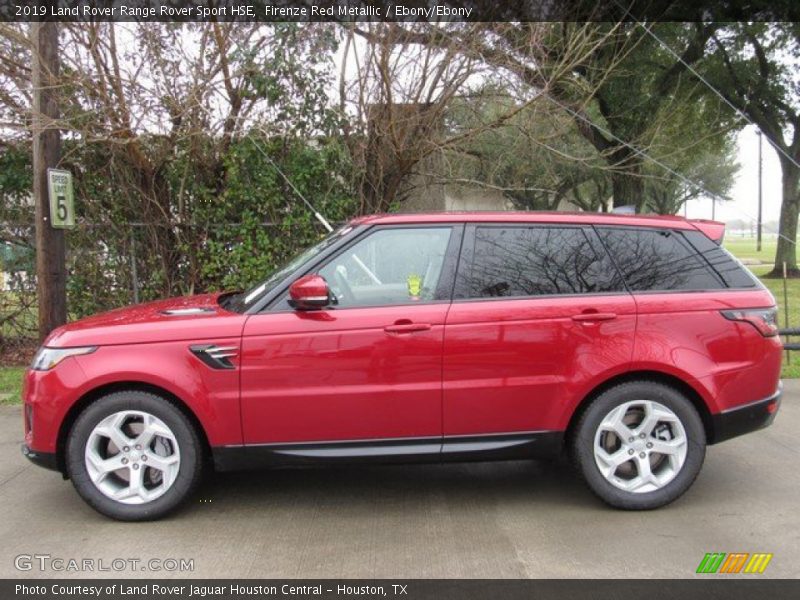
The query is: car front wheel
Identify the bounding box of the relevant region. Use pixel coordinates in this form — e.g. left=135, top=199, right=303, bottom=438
left=571, top=381, right=706, bottom=510
left=66, top=391, right=203, bottom=521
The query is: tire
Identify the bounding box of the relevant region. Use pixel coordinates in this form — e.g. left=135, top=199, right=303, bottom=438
left=66, top=390, right=204, bottom=521
left=571, top=381, right=706, bottom=510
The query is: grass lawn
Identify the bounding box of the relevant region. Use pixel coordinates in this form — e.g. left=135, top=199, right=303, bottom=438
left=0, top=366, right=24, bottom=406
left=723, top=236, right=779, bottom=263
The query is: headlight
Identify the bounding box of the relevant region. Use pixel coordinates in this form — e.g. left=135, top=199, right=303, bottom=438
left=31, top=346, right=97, bottom=371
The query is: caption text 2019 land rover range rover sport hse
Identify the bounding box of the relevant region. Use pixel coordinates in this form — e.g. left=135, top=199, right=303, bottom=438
left=22, top=212, right=782, bottom=520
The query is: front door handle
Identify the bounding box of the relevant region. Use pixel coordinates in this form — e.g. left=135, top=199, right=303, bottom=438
left=384, top=321, right=432, bottom=334
left=571, top=312, right=617, bottom=323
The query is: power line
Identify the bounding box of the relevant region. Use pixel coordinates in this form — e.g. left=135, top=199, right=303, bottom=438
left=422, top=23, right=797, bottom=244
left=249, top=130, right=334, bottom=233
left=544, top=92, right=797, bottom=246
left=620, top=4, right=800, bottom=172
left=621, top=18, right=800, bottom=245
left=430, top=25, right=737, bottom=209
left=543, top=94, right=723, bottom=201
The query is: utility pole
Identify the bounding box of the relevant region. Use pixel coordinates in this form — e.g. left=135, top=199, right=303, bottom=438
left=757, top=130, right=763, bottom=252
left=31, top=22, right=66, bottom=340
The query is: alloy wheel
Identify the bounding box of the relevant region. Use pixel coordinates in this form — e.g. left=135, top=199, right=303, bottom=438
left=593, top=400, right=688, bottom=493
left=84, top=410, right=181, bottom=505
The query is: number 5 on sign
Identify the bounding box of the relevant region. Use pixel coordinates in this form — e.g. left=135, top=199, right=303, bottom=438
left=47, top=168, right=75, bottom=229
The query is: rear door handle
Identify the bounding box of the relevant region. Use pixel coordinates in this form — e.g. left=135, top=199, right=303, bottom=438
left=384, top=322, right=432, bottom=334
left=571, top=312, right=617, bottom=323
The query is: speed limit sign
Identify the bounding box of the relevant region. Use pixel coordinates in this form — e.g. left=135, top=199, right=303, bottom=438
left=47, top=168, right=75, bottom=229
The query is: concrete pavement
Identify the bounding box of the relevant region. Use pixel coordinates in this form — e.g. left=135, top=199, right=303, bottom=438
left=1, top=381, right=798, bottom=579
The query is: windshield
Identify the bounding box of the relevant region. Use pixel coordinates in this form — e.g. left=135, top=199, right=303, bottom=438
left=224, top=224, right=355, bottom=313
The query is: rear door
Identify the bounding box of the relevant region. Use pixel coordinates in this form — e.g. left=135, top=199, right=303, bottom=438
left=442, top=223, right=637, bottom=441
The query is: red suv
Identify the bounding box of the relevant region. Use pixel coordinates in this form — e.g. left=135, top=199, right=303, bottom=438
left=22, top=212, right=782, bottom=520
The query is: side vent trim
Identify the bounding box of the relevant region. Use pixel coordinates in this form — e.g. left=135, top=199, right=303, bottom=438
left=190, top=344, right=238, bottom=370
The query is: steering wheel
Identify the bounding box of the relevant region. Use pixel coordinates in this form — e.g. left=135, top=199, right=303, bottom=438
left=333, top=266, right=354, bottom=304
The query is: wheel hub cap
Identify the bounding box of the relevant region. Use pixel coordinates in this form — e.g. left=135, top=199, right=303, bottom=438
left=593, top=400, right=688, bottom=494
left=84, top=410, right=181, bottom=505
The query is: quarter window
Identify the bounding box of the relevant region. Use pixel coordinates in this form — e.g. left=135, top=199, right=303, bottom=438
left=596, top=227, right=725, bottom=292
left=463, top=226, right=623, bottom=298
left=683, top=230, right=758, bottom=288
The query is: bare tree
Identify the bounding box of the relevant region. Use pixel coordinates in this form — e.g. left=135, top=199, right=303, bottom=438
left=0, top=23, right=339, bottom=298
left=340, top=22, right=614, bottom=212
left=358, top=22, right=739, bottom=214
left=340, top=23, right=481, bottom=212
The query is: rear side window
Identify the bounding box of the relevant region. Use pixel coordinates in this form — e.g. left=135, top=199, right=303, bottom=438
left=462, top=226, right=623, bottom=298
left=683, top=230, right=758, bottom=288
left=596, top=227, right=725, bottom=292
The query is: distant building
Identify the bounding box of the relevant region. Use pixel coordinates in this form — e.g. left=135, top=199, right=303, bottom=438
left=366, top=102, right=580, bottom=213
left=400, top=150, right=579, bottom=213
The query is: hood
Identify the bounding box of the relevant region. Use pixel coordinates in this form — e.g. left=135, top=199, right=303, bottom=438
left=45, top=293, right=246, bottom=348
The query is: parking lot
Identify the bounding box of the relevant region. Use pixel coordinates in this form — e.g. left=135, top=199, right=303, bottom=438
left=1, top=381, right=798, bottom=579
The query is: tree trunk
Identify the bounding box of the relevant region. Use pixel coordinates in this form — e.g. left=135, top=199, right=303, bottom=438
left=767, top=155, right=800, bottom=278
left=611, top=170, right=645, bottom=212
left=608, top=147, right=645, bottom=212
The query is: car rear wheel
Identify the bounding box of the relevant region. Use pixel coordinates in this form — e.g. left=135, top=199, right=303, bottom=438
left=66, top=391, right=204, bottom=521
left=571, top=381, right=706, bottom=510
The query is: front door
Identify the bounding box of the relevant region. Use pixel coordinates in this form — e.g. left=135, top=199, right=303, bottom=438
left=240, top=225, right=461, bottom=446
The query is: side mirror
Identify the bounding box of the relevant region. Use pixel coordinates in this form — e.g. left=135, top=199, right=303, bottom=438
left=288, top=274, right=331, bottom=310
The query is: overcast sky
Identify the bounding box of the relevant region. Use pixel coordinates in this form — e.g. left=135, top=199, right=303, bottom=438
left=62, top=24, right=792, bottom=230
left=684, top=125, right=785, bottom=228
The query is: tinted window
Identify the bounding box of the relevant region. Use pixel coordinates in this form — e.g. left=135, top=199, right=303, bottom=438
left=318, top=227, right=453, bottom=308
left=684, top=230, right=758, bottom=288
left=463, top=226, right=623, bottom=298
left=596, top=227, right=725, bottom=292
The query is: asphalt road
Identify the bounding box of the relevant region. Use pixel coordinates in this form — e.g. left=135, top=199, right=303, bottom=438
left=1, top=381, right=798, bottom=579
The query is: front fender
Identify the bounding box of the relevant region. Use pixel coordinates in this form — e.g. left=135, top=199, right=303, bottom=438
left=74, top=340, right=242, bottom=447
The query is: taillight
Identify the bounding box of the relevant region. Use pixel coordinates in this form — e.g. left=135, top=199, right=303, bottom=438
left=721, top=307, right=779, bottom=337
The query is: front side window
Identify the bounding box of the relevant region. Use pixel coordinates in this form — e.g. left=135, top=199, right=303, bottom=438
left=225, top=225, right=355, bottom=313
left=318, top=227, right=453, bottom=308
left=462, top=226, right=623, bottom=299
left=596, top=227, right=726, bottom=292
